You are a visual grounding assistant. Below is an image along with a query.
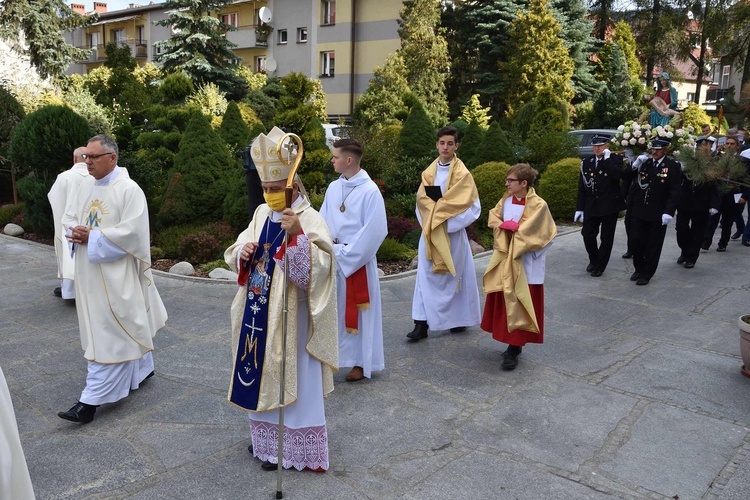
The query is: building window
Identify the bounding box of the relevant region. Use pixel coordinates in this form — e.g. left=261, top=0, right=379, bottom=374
left=111, top=28, right=126, bottom=45
left=297, top=27, right=308, bottom=43
left=322, top=0, right=335, bottom=25
left=687, top=92, right=695, bottom=102
left=220, top=12, right=238, bottom=28
left=255, top=56, right=267, bottom=73
left=278, top=29, right=287, bottom=44
left=721, top=65, right=731, bottom=88
left=89, top=31, right=101, bottom=48
left=321, top=51, right=335, bottom=77
left=136, top=25, right=145, bottom=44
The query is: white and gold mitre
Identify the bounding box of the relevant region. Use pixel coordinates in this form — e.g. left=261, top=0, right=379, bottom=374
left=251, top=126, right=298, bottom=182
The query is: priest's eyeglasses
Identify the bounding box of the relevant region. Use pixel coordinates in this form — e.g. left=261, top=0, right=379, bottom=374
left=81, top=152, right=113, bottom=161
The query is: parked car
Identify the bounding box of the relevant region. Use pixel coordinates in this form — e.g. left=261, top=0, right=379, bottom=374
left=322, top=124, right=352, bottom=149
left=568, top=129, right=618, bottom=158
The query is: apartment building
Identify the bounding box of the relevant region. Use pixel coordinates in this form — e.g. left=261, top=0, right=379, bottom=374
left=66, top=0, right=403, bottom=118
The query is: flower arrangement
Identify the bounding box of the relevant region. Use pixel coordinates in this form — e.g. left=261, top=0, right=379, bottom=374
left=611, top=120, right=697, bottom=157
left=255, top=22, right=273, bottom=38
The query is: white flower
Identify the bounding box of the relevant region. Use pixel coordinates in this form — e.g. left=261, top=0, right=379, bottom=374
left=687, top=126, right=695, bottom=133
left=634, top=130, right=642, bottom=137
left=675, top=129, right=684, bottom=137
left=621, top=140, right=629, bottom=146
left=638, top=137, right=646, bottom=144
left=632, top=123, right=641, bottom=130
left=644, top=124, right=652, bottom=130
left=629, top=138, right=637, bottom=145
left=673, top=150, right=681, bottom=158
left=666, top=132, right=674, bottom=138
left=623, top=132, right=631, bottom=139
left=618, top=125, right=625, bottom=131
left=656, top=126, right=665, bottom=134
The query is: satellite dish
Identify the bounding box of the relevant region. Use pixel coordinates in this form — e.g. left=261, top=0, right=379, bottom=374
left=265, top=57, right=277, bottom=72
left=259, top=6, right=272, bottom=23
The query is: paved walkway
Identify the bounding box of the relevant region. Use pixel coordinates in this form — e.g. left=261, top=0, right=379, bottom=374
left=2, top=223, right=750, bottom=500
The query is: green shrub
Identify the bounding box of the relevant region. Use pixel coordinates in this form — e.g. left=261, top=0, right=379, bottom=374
left=384, top=192, right=417, bottom=218
left=537, top=157, right=581, bottom=220
left=399, top=101, right=435, bottom=161
left=473, top=122, right=514, bottom=167
left=572, top=101, right=595, bottom=129
left=308, top=188, right=325, bottom=211
left=376, top=237, right=417, bottom=262
left=387, top=215, right=420, bottom=241
left=179, top=231, right=224, bottom=264
left=400, top=228, right=422, bottom=249
left=154, top=223, right=204, bottom=258
left=360, top=124, right=401, bottom=183
left=159, top=72, right=194, bottom=104
left=219, top=100, right=251, bottom=151
left=198, top=259, right=230, bottom=273
left=222, top=167, right=250, bottom=230
left=243, top=89, right=276, bottom=129
left=458, top=120, right=484, bottom=168
left=521, top=131, right=578, bottom=175
left=0, top=203, right=24, bottom=226
left=472, top=161, right=511, bottom=229
left=382, top=156, right=426, bottom=198
left=9, top=105, right=91, bottom=181
left=17, top=176, right=54, bottom=235
left=150, top=246, right=165, bottom=260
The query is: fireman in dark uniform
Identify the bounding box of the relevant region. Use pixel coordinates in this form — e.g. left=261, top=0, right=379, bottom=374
left=574, top=135, right=626, bottom=277
left=629, top=138, right=682, bottom=285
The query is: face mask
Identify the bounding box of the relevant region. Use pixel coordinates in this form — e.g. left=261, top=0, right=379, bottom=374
left=264, top=191, right=286, bottom=211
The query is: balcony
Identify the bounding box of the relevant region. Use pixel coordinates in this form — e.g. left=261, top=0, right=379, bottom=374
left=226, top=28, right=268, bottom=50
left=76, top=39, right=149, bottom=63
left=705, top=88, right=731, bottom=103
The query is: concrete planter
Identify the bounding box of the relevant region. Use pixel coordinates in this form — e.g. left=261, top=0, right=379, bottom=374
left=739, top=315, right=750, bottom=377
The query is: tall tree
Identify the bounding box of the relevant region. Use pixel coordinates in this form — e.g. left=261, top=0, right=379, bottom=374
left=0, top=0, right=94, bottom=80
left=592, top=43, right=640, bottom=127
left=723, top=1, right=750, bottom=91
left=632, top=0, right=688, bottom=88
left=589, top=0, right=614, bottom=40
left=459, top=94, right=491, bottom=130
left=154, top=0, right=243, bottom=97
left=682, top=0, right=732, bottom=103
left=501, top=0, right=575, bottom=113
left=397, top=0, right=450, bottom=126
left=550, top=0, right=600, bottom=103
left=353, top=54, right=410, bottom=130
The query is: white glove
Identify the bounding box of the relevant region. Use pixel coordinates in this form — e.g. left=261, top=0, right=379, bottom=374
left=574, top=211, right=584, bottom=223
left=661, top=214, right=673, bottom=225
left=633, top=154, right=649, bottom=169
left=709, top=208, right=719, bottom=216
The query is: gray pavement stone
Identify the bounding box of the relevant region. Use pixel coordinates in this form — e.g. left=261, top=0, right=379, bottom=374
left=3, top=221, right=750, bottom=499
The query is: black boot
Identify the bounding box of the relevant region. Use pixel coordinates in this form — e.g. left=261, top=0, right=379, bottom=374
left=406, top=320, right=428, bottom=340
left=58, top=401, right=98, bottom=424
left=501, top=345, right=522, bottom=371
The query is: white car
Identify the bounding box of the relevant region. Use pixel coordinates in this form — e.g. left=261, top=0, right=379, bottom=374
left=322, top=124, right=351, bottom=149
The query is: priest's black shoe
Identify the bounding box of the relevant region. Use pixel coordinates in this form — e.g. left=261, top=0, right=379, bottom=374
left=622, top=251, right=633, bottom=259
left=636, top=277, right=650, bottom=286
left=261, top=461, right=278, bottom=471
left=590, top=269, right=603, bottom=277
left=406, top=320, right=428, bottom=340
left=586, top=264, right=595, bottom=272
left=677, top=255, right=686, bottom=265
left=700, top=241, right=710, bottom=250
left=629, top=272, right=640, bottom=281
left=684, top=262, right=695, bottom=269
left=53, top=287, right=62, bottom=297
left=501, top=347, right=522, bottom=371
left=450, top=326, right=467, bottom=333
left=58, top=401, right=97, bottom=424
left=717, top=245, right=727, bottom=252
left=732, top=231, right=742, bottom=240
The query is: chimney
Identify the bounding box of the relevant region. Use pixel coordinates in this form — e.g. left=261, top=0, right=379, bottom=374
left=71, top=3, right=85, bottom=14
left=93, top=2, right=107, bottom=13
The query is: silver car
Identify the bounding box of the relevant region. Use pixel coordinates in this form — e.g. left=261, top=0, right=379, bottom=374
left=568, top=129, right=618, bottom=158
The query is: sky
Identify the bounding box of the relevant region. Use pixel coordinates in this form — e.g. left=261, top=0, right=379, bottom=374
left=83, top=0, right=164, bottom=13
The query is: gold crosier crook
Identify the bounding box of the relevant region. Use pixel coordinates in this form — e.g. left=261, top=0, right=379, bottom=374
left=274, top=132, right=303, bottom=500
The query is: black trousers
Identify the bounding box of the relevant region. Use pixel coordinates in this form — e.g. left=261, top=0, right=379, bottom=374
left=676, top=208, right=709, bottom=264
left=581, top=213, right=618, bottom=272
left=704, top=194, right=736, bottom=248
left=631, top=217, right=668, bottom=279
left=624, top=203, right=634, bottom=254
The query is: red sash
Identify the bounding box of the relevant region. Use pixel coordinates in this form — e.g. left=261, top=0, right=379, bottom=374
left=345, top=266, right=370, bottom=333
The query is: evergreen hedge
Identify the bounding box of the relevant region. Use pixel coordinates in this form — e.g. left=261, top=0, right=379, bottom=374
left=537, top=157, right=581, bottom=220
left=399, top=101, right=435, bottom=162
left=474, top=122, right=515, bottom=166
left=458, top=120, right=483, bottom=168
left=472, top=161, right=511, bottom=230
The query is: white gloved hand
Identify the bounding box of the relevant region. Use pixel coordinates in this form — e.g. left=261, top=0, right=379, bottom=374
left=709, top=208, right=719, bottom=216
left=633, top=154, right=649, bottom=169
left=661, top=214, right=673, bottom=225
left=574, top=211, right=584, bottom=223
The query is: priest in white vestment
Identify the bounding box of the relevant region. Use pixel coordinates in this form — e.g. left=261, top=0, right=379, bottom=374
left=407, top=126, right=482, bottom=341
left=225, top=127, right=338, bottom=472
left=47, top=147, right=89, bottom=299
left=0, top=367, right=35, bottom=499
left=320, top=138, right=388, bottom=382
left=58, top=134, right=167, bottom=424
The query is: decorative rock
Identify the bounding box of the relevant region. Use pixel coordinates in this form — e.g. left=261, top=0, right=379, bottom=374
left=209, top=268, right=238, bottom=280
left=377, top=268, right=385, bottom=278
left=169, top=261, right=195, bottom=276
left=408, top=255, right=419, bottom=270
left=469, top=240, right=485, bottom=255
left=3, top=223, right=24, bottom=237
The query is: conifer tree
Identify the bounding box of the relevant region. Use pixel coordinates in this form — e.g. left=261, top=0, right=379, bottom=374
left=353, top=54, right=410, bottom=130
left=457, top=120, right=484, bottom=169
left=550, top=0, right=600, bottom=103
left=592, top=43, right=639, bottom=128
left=157, top=112, right=233, bottom=226
left=398, top=101, right=436, bottom=162
left=0, top=0, right=93, bottom=80
left=501, top=0, right=575, bottom=113
left=474, top=122, right=514, bottom=166
left=219, top=101, right=251, bottom=151
left=459, top=95, right=491, bottom=130
left=154, top=0, right=243, bottom=97
left=397, top=0, right=449, bottom=126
